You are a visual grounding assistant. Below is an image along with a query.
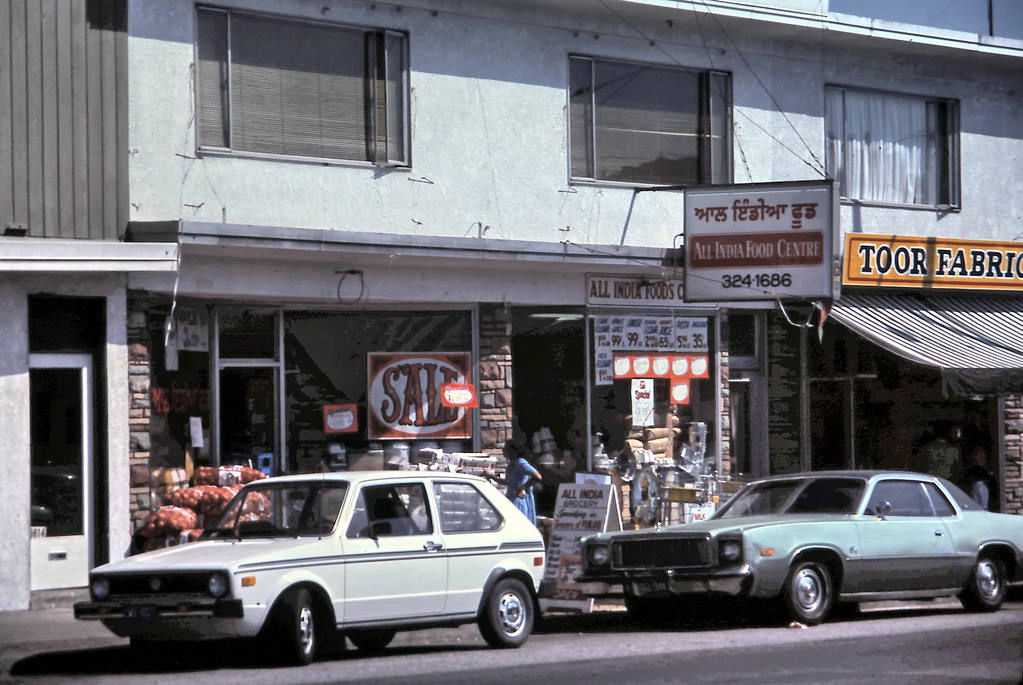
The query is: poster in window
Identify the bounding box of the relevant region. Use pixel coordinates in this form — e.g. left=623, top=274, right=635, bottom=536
left=323, top=403, right=359, bottom=434
left=367, top=352, right=472, bottom=440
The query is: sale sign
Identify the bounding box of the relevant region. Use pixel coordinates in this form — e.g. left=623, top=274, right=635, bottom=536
left=367, top=352, right=472, bottom=439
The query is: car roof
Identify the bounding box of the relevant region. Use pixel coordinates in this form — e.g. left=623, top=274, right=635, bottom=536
left=745, top=470, right=936, bottom=483
left=245, top=470, right=488, bottom=486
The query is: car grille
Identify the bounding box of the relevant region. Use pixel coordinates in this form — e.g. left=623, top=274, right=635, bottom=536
left=612, top=536, right=710, bottom=569
left=106, top=573, right=211, bottom=597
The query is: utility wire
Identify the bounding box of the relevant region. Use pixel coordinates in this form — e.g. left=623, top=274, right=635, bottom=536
left=596, top=0, right=826, bottom=179
left=697, top=0, right=826, bottom=176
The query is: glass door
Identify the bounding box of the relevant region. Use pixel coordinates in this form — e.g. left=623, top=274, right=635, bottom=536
left=29, top=353, right=93, bottom=590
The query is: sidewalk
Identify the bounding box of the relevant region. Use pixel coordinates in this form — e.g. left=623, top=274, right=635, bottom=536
left=0, top=607, right=125, bottom=680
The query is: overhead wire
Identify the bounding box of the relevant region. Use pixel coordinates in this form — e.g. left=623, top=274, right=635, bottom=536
left=695, top=0, right=826, bottom=176
left=595, top=0, right=827, bottom=179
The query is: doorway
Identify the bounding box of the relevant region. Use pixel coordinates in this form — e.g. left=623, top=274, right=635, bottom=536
left=29, top=354, right=94, bottom=590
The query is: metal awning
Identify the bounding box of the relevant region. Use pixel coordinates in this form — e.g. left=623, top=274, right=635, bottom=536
left=827, top=293, right=1023, bottom=396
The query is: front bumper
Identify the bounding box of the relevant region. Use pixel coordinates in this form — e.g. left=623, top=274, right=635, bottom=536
left=74, top=597, right=244, bottom=620
left=577, top=564, right=753, bottom=597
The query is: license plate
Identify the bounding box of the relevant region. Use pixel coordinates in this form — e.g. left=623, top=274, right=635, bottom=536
left=633, top=580, right=668, bottom=596
left=123, top=605, right=156, bottom=621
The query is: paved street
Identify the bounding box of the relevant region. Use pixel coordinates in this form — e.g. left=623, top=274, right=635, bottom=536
left=3, top=594, right=1022, bottom=684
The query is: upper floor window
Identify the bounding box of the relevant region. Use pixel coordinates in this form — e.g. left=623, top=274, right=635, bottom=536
left=196, top=7, right=408, bottom=166
left=569, top=56, right=731, bottom=186
left=825, top=86, right=959, bottom=208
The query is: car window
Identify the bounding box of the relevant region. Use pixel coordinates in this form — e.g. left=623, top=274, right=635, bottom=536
left=937, top=477, right=983, bottom=511
left=921, top=482, right=956, bottom=516
left=433, top=482, right=503, bottom=533
left=786, top=478, right=865, bottom=514
left=206, top=482, right=347, bottom=538
left=715, top=480, right=803, bottom=519
left=346, top=483, right=433, bottom=538
left=869, top=480, right=933, bottom=516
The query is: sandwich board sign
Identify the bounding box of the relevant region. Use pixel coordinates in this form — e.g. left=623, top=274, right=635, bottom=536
left=539, top=479, right=622, bottom=613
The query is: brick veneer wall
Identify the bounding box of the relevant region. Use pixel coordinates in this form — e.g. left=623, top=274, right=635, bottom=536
left=478, top=304, right=515, bottom=456
left=127, top=295, right=155, bottom=533
left=1002, top=394, right=1023, bottom=515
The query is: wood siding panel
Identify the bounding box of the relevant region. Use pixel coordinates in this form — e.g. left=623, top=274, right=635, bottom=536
left=9, top=0, right=30, bottom=232
left=0, top=2, right=12, bottom=228
left=2, top=0, right=125, bottom=240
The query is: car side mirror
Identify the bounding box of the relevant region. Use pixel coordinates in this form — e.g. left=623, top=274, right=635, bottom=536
left=370, top=521, right=391, bottom=538
left=873, top=501, right=892, bottom=519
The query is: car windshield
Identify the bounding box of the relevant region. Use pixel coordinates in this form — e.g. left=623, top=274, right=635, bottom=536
left=714, top=477, right=865, bottom=519
left=205, top=481, right=348, bottom=539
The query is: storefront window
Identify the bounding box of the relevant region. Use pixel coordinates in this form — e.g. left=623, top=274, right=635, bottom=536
left=150, top=306, right=212, bottom=471
left=589, top=313, right=717, bottom=475
left=283, top=310, right=472, bottom=473
left=219, top=308, right=277, bottom=359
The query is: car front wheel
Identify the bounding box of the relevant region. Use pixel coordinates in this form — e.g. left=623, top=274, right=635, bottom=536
left=478, top=577, right=533, bottom=648
left=264, top=587, right=317, bottom=666
left=960, top=556, right=1007, bottom=612
left=782, top=561, right=833, bottom=625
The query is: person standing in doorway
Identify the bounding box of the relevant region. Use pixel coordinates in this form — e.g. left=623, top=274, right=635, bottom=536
left=962, top=445, right=995, bottom=510
left=918, top=421, right=959, bottom=480
left=487, top=440, right=543, bottom=525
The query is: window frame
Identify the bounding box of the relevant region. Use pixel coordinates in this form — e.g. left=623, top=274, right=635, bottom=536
left=825, top=84, right=960, bottom=210
left=194, top=5, right=411, bottom=168
left=567, top=54, right=732, bottom=188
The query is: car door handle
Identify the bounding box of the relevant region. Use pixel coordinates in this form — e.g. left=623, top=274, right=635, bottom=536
left=934, top=530, right=944, bottom=536
left=423, top=541, right=443, bottom=552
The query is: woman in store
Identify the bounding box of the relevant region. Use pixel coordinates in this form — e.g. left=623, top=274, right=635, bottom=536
left=487, top=440, right=543, bottom=525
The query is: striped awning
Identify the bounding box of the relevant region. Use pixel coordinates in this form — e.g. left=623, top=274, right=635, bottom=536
left=827, top=293, right=1023, bottom=395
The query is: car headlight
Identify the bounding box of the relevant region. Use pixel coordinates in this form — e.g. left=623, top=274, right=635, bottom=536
left=208, top=573, right=229, bottom=598
left=90, top=577, right=110, bottom=601
left=587, top=543, right=610, bottom=567
left=719, top=539, right=742, bottom=563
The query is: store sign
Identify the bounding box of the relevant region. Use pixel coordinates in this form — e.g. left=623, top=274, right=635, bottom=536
left=843, top=233, right=1023, bottom=292
left=586, top=275, right=686, bottom=306
left=440, top=383, right=478, bottom=408
left=540, top=482, right=621, bottom=612
left=593, top=315, right=708, bottom=386
left=683, top=181, right=838, bottom=302
left=631, top=379, right=655, bottom=426
left=323, top=403, right=359, bottom=434
left=367, top=352, right=472, bottom=440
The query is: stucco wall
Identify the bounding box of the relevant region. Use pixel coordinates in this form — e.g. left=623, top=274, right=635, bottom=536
left=128, top=0, right=1023, bottom=253
left=0, top=285, right=31, bottom=610
left=0, top=275, right=130, bottom=610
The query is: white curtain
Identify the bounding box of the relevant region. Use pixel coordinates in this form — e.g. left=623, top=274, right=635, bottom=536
left=827, top=88, right=939, bottom=205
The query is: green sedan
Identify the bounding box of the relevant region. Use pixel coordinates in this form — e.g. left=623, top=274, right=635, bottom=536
left=576, top=471, right=1021, bottom=625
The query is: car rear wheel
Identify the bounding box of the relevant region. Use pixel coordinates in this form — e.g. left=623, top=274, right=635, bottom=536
left=347, top=628, right=396, bottom=652
left=478, top=577, right=533, bottom=648
left=960, top=556, right=1007, bottom=612
left=782, top=561, right=833, bottom=625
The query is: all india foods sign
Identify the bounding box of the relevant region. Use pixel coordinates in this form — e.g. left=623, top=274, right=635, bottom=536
left=843, top=233, right=1023, bottom=292
left=367, top=352, right=472, bottom=440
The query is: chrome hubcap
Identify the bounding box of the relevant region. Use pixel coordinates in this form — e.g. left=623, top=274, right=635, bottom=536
left=977, top=560, right=1000, bottom=599
left=498, top=591, right=526, bottom=636
left=795, top=568, right=823, bottom=611
left=298, top=606, right=314, bottom=655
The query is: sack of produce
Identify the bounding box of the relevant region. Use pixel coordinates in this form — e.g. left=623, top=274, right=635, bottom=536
left=140, top=506, right=199, bottom=538
left=193, top=466, right=219, bottom=486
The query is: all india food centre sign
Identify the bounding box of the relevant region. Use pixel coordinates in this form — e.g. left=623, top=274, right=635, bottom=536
left=843, top=233, right=1023, bottom=292
left=683, top=180, right=839, bottom=302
